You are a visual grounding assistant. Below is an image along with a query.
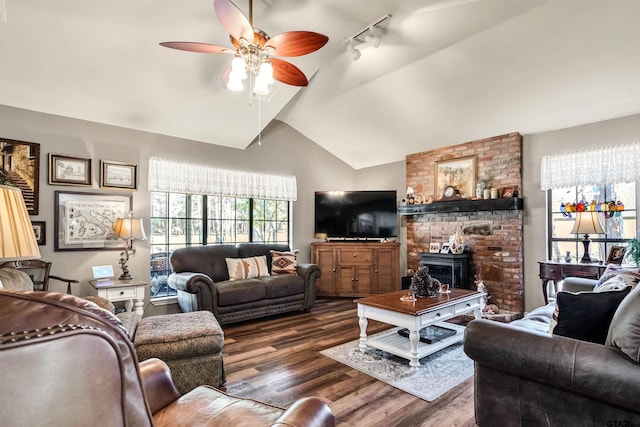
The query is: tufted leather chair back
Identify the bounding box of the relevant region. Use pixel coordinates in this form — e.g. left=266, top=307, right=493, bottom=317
left=0, top=290, right=154, bottom=427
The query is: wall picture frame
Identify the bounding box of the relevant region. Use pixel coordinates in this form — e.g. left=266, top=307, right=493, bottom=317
left=31, top=221, right=46, bottom=246
left=0, top=137, right=40, bottom=214
left=435, top=155, right=477, bottom=199
left=100, top=160, right=138, bottom=190
left=607, top=245, right=627, bottom=265
left=54, top=190, right=131, bottom=251
left=49, top=153, right=92, bottom=186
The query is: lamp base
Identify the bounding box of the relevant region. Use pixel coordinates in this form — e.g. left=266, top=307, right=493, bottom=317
left=119, top=272, right=133, bottom=280
left=580, top=234, right=593, bottom=263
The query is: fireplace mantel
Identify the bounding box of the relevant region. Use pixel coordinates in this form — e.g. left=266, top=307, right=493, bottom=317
left=398, top=197, right=523, bottom=215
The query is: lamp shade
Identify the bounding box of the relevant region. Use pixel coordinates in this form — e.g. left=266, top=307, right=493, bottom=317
left=570, top=211, right=605, bottom=235
left=0, top=185, right=41, bottom=261
left=114, top=217, right=147, bottom=241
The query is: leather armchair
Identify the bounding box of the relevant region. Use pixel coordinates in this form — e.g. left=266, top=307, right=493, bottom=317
left=0, top=289, right=335, bottom=427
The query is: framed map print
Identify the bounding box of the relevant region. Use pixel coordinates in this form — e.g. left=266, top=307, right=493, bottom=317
left=54, top=190, right=131, bottom=251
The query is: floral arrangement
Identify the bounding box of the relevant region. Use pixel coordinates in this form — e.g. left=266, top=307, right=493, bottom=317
left=410, top=266, right=441, bottom=298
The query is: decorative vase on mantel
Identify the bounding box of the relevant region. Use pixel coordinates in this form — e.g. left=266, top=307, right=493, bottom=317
left=449, top=229, right=466, bottom=254
left=410, top=266, right=441, bottom=298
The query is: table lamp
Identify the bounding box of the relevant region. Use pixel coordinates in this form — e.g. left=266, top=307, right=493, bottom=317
left=0, top=185, right=41, bottom=261
left=114, top=211, right=146, bottom=280
left=570, top=211, right=604, bottom=263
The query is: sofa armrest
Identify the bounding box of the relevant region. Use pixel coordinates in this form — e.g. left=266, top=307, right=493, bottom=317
left=139, top=358, right=181, bottom=414
left=167, top=272, right=216, bottom=312
left=271, top=397, right=335, bottom=427
left=561, top=276, right=598, bottom=293
left=464, top=319, right=640, bottom=412
left=296, top=263, right=321, bottom=309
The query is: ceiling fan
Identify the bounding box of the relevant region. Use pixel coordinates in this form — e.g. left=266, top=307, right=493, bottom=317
left=160, top=0, right=329, bottom=94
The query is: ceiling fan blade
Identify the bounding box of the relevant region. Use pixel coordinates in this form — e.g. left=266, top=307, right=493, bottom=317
left=271, top=58, right=308, bottom=86
left=160, top=42, right=233, bottom=54
left=214, top=0, right=255, bottom=44
left=265, top=31, right=329, bottom=57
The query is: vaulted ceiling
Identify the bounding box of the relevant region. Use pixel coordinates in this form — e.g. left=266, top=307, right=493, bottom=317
left=1, top=0, right=639, bottom=169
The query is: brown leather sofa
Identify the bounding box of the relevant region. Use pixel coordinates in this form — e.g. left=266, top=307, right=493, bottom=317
left=0, top=289, right=336, bottom=427
left=168, top=243, right=320, bottom=324
left=464, top=278, right=640, bottom=426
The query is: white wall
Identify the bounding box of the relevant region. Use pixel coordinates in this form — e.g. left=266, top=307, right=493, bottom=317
left=523, top=113, right=640, bottom=311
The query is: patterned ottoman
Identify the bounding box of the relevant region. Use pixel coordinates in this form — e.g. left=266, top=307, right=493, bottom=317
left=134, top=311, right=225, bottom=394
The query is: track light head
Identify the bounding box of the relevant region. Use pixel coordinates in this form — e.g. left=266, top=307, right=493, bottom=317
left=347, top=39, right=361, bottom=61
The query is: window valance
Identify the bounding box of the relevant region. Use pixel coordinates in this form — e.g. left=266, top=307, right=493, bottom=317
left=148, top=157, right=297, bottom=201
left=540, top=143, right=640, bottom=190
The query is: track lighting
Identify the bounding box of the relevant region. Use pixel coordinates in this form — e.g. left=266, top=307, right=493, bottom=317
left=345, top=14, right=390, bottom=60
left=347, top=39, right=361, bottom=62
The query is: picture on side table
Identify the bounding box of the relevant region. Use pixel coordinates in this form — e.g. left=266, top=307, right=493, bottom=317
left=0, top=138, right=41, bottom=214
left=434, top=155, right=477, bottom=199
left=49, top=154, right=92, bottom=186
left=100, top=160, right=138, bottom=190
left=607, top=246, right=626, bottom=265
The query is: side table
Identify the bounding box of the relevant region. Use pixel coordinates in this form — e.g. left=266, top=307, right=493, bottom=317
left=538, top=261, right=607, bottom=304
left=88, top=278, right=146, bottom=316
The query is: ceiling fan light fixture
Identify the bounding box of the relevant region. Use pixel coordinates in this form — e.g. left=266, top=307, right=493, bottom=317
left=231, top=55, right=248, bottom=80
left=258, top=60, right=274, bottom=84
left=227, top=75, right=244, bottom=91
left=253, top=74, right=270, bottom=95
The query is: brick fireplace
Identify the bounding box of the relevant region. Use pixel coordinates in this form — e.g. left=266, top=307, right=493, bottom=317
left=405, top=132, right=524, bottom=314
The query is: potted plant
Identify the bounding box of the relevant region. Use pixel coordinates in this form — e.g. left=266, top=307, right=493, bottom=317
left=625, top=237, right=640, bottom=266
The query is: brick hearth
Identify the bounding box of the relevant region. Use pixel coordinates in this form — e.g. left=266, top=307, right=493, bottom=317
left=405, top=132, right=524, bottom=314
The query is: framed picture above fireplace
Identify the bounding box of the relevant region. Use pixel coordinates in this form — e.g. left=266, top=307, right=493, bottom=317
left=435, top=155, right=477, bottom=199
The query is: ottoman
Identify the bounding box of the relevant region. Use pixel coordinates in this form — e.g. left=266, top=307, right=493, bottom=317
left=134, top=311, right=225, bottom=394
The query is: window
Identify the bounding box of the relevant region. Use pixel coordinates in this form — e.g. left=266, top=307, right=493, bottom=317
left=548, top=183, right=636, bottom=263
left=149, top=192, right=290, bottom=299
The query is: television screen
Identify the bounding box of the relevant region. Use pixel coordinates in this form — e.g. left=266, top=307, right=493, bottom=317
left=314, top=191, right=398, bottom=239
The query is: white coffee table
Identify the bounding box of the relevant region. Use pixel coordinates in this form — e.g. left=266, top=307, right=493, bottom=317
left=356, top=289, right=484, bottom=368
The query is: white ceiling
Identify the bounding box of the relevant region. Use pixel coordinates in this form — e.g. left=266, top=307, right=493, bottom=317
left=1, top=0, right=639, bottom=169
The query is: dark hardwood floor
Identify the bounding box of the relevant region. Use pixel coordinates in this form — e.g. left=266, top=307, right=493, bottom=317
left=222, top=298, right=477, bottom=427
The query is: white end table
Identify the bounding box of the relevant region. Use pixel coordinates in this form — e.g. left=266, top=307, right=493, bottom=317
left=88, top=278, right=146, bottom=316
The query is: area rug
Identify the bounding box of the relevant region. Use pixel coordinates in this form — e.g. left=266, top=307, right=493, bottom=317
left=320, top=328, right=474, bottom=402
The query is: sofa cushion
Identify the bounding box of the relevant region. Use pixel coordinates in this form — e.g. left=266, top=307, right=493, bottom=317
left=216, top=279, right=266, bottom=306
left=271, top=250, right=298, bottom=275
left=551, top=287, right=631, bottom=344
left=171, top=245, right=240, bottom=282
left=597, top=264, right=640, bottom=288
left=225, top=256, right=270, bottom=281
left=606, top=286, right=640, bottom=362
left=261, top=274, right=305, bottom=299
left=237, top=243, right=291, bottom=269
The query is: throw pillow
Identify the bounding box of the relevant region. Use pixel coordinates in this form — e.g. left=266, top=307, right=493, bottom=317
left=271, top=250, right=298, bottom=275
left=226, top=256, right=270, bottom=281
left=596, top=274, right=631, bottom=292
left=606, top=285, right=640, bottom=362
left=551, top=287, right=632, bottom=344
left=597, top=264, right=640, bottom=289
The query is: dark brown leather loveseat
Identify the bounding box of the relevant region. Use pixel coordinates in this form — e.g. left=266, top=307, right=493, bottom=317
left=168, top=243, right=320, bottom=325
left=463, top=277, right=640, bottom=426
left=0, top=289, right=335, bottom=426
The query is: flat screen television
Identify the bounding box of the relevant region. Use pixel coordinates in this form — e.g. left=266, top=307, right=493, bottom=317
left=314, top=190, right=398, bottom=239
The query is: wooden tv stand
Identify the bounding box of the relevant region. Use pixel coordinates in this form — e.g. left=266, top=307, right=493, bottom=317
left=311, top=241, right=400, bottom=297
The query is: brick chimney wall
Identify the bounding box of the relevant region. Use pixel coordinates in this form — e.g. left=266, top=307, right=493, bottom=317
left=405, top=132, right=524, bottom=314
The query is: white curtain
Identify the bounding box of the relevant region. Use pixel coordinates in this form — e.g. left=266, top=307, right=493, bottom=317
left=540, top=143, right=640, bottom=190
left=148, top=157, right=297, bottom=201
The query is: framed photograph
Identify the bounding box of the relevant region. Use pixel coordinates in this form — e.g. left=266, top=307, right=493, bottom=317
left=100, top=160, right=138, bottom=190
left=607, top=246, right=627, bottom=265
left=502, top=187, right=514, bottom=198
left=49, top=153, right=92, bottom=186
left=31, top=221, right=46, bottom=246
left=440, top=243, right=451, bottom=254
left=429, top=242, right=441, bottom=253
left=54, top=190, right=131, bottom=251
left=0, top=138, right=40, bottom=214
left=435, top=155, right=477, bottom=199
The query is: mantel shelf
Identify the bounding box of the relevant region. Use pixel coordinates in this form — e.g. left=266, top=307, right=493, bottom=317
left=398, top=197, right=524, bottom=215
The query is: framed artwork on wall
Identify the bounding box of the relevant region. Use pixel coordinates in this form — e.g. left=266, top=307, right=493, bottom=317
left=49, top=153, right=92, bottom=186
left=31, top=221, right=46, bottom=245
left=0, top=138, right=40, bottom=214
left=434, top=155, right=477, bottom=199
left=54, top=190, right=131, bottom=251
left=100, top=160, right=138, bottom=190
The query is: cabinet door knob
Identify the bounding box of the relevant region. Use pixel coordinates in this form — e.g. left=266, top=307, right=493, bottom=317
left=353, top=253, right=357, bottom=257
left=120, top=291, right=125, bottom=295
left=436, top=312, right=441, bottom=317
